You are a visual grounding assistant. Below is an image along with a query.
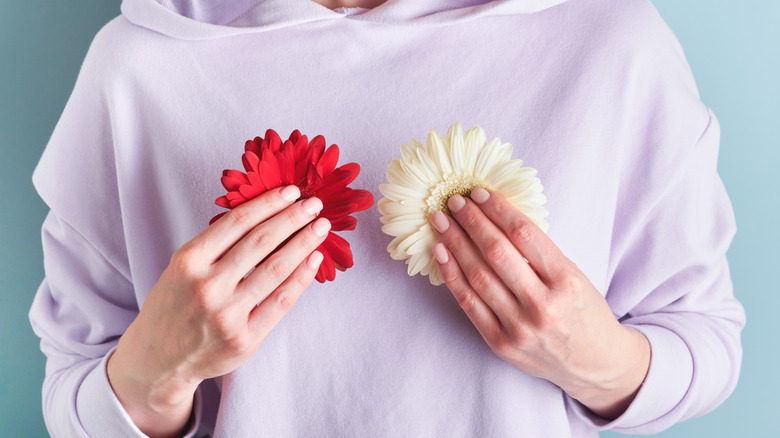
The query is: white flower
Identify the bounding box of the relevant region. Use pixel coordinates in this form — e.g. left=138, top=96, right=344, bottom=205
left=378, top=123, right=549, bottom=285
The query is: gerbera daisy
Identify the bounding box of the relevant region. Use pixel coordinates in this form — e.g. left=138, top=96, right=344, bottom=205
left=378, top=123, right=548, bottom=285
left=211, top=129, right=374, bottom=283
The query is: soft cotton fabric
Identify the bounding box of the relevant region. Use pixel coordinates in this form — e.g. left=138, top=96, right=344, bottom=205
left=30, top=0, right=745, bottom=436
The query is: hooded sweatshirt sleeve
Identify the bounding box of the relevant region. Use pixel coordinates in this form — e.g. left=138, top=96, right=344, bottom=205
left=565, top=2, right=745, bottom=433
left=29, top=19, right=202, bottom=438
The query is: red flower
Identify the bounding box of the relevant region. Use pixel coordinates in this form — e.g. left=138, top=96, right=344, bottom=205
left=211, top=129, right=374, bottom=283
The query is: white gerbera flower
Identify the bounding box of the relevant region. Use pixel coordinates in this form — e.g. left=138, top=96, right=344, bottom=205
left=378, top=123, right=549, bottom=285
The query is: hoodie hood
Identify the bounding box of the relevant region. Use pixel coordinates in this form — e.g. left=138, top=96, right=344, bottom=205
left=121, top=0, right=569, bottom=40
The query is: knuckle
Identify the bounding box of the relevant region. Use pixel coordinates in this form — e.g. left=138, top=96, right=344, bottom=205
left=250, top=229, right=272, bottom=250
left=485, top=239, right=512, bottom=264
left=263, top=258, right=289, bottom=281
left=555, top=271, right=583, bottom=292
left=224, top=333, right=248, bottom=354
left=490, top=336, right=514, bottom=357
left=191, top=276, right=220, bottom=305
left=171, top=246, right=198, bottom=275
left=509, top=220, right=536, bottom=246
left=274, top=290, right=298, bottom=313
left=228, top=206, right=254, bottom=228
left=456, top=292, right=480, bottom=314
left=460, top=211, right=480, bottom=230
left=441, top=267, right=461, bottom=285
left=466, top=266, right=493, bottom=291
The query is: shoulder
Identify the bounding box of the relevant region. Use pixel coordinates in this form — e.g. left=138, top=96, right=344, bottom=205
left=78, top=15, right=177, bottom=90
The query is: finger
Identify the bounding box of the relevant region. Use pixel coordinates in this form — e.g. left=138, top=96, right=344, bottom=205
left=216, top=197, right=323, bottom=281
left=248, top=250, right=324, bottom=338
left=433, top=243, right=504, bottom=341
left=192, top=185, right=301, bottom=263
left=446, top=193, right=545, bottom=297
left=237, top=217, right=331, bottom=306
left=430, top=210, right=522, bottom=330
left=468, top=188, right=564, bottom=285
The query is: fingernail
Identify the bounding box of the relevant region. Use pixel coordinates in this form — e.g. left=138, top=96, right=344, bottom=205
left=448, top=194, right=466, bottom=213
left=430, top=211, right=450, bottom=233
left=433, top=243, right=449, bottom=264
left=470, top=187, right=490, bottom=204
left=281, top=185, right=300, bottom=202
left=302, top=197, right=323, bottom=215
left=307, top=251, right=324, bottom=269
left=312, top=217, right=331, bottom=237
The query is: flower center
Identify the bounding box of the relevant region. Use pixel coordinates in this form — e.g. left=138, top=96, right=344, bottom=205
left=425, top=175, right=490, bottom=217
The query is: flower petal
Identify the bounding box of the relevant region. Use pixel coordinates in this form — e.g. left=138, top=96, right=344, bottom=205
left=446, top=123, right=466, bottom=174
left=265, top=129, right=282, bottom=153
left=379, top=183, right=427, bottom=202
left=317, top=145, right=339, bottom=177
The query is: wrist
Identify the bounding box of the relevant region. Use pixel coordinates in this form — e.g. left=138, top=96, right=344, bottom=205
left=564, top=325, right=651, bottom=420
left=107, top=323, right=200, bottom=437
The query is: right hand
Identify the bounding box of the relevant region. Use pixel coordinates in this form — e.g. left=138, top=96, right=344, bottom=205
left=107, top=185, right=329, bottom=438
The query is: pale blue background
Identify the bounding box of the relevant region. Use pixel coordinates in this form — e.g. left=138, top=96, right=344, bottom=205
left=1, top=1, right=777, bottom=436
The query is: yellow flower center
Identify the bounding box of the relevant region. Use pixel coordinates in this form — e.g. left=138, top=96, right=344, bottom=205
left=425, top=174, right=491, bottom=216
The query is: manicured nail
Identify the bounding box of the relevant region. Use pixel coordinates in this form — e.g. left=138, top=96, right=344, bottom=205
left=281, top=185, right=301, bottom=202
left=433, top=243, right=449, bottom=264
left=312, top=217, right=331, bottom=237
left=430, top=211, right=450, bottom=233
left=470, top=187, right=490, bottom=204
left=307, top=251, right=324, bottom=269
left=302, top=197, right=323, bottom=215
left=448, top=194, right=466, bottom=213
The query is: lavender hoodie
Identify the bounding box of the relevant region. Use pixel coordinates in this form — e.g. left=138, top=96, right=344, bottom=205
left=30, top=0, right=745, bottom=436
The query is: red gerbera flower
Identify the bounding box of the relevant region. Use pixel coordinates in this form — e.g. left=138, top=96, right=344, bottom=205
left=210, top=129, right=374, bottom=283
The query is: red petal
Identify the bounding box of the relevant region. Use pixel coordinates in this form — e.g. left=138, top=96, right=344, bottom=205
left=307, top=135, right=325, bottom=163
left=329, top=215, right=357, bottom=231
left=322, top=163, right=360, bottom=188
left=242, top=151, right=261, bottom=173
left=209, top=212, right=227, bottom=225
left=226, top=191, right=247, bottom=208
left=259, top=161, right=281, bottom=190
left=215, top=196, right=231, bottom=208
left=278, top=148, right=295, bottom=186
left=247, top=171, right=264, bottom=188
left=320, top=202, right=358, bottom=219
left=317, top=145, right=339, bottom=177
left=350, top=189, right=374, bottom=212
left=295, top=161, right=308, bottom=187
left=315, top=248, right=335, bottom=283
left=245, top=139, right=261, bottom=156
left=239, top=184, right=264, bottom=200
left=288, top=129, right=302, bottom=145
left=221, top=174, right=248, bottom=192
left=259, top=149, right=281, bottom=189
left=306, top=163, right=323, bottom=191
left=322, top=233, right=354, bottom=269
left=265, top=129, right=282, bottom=153
left=293, top=135, right=309, bottom=162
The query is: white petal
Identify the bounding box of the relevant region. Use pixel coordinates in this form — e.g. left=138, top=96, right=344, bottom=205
left=474, top=138, right=503, bottom=180
left=447, top=123, right=466, bottom=174
left=406, top=227, right=437, bottom=255
left=387, top=161, right=426, bottom=190
left=382, top=218, right=426, bottom=236
left=400, top=142, right=417, bottom=162
left=399, top=155, right=433, bottom=187
left=379, top=183, right=427, bottom=202
left=429, top=266, right=444, bottom=286
left=407, top=251, right=431, bottom=276
left=378, top=198, right=419, bottom=217
left=463, top=126, right=486, bottom=174
left=427, top=129, right=453, bottom=176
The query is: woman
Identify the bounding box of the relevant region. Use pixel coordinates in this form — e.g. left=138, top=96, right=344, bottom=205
left=30, top=0, right=744, bottom=436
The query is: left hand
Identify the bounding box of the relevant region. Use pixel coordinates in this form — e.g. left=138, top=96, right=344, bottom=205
left=430, top=187, right=650, bottom=420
